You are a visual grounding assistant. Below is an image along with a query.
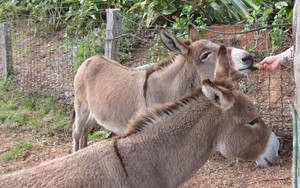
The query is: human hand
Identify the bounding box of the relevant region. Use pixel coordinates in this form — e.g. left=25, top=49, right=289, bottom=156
left=259, top=55, right=284, bottom=72
left=259, top=47, right=293, bottom=72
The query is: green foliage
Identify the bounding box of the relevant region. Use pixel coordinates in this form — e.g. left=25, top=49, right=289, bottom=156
left=148, top=34, right=170, bottom=63
left=62, top=22, right=132, bottom=73
left=0, top=141, right=33, bottom=163
left=0, top=0, right=113, bottom=35
left=1, top=0, right=294, bottom=29
left=243, top=0, right=293, bottom=54
left=119, top=41, right=133, bottom=64
left=20, top=47, right=34, bottom=58
left=63, top=1, right=107, bottom=37
left=172, top=5, right=206, bottom=29
left=207, top=0, right=249, bottom=23
left=0, top=78, right=13, bottom=91
left=22, top=97, right=36, bottom=111
left=128, top=0, right=177, bottom=27
left=88, top=129, right=111, bottom=139
left=72, top=28, right=106, bottom=72
left=128, top=0, right=258, bottom=27
left=0, top=80, right=70, bottom=134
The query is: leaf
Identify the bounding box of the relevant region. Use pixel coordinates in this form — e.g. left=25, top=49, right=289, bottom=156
left=263, top=8, right=273, bottom=17
left=208, top=2, right=222, bottom=22
left=220, top=0, right=242, bottom=21
left=128, top=2, right=142, bottom=12
left=146, top=10, right=155, bottom=27
left=90, top=14, right=96, bottom=20
left=231, top=0, right=249, bottom=17
left=161, top=7, right=177, bottom=15
left=227, top=7, right=242, bottom=22
left=209, top=2, right=221, bottom=12
left=275, top=2, right=288, bottom=9
left=243, top=0, right=259, bottom=11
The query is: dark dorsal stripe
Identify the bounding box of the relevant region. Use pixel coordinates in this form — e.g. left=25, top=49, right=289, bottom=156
left=141, top=39, right=192, bottom=107
left=113, top=138, right=128, bottom=177
left=142, top=55, right=177, bottom=107
left=143, top=69, right=155, bottom=107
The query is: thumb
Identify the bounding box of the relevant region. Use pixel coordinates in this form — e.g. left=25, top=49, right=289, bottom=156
left=259, top=59, right=267, bottom=65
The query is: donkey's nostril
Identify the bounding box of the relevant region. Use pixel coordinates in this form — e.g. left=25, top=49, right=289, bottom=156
left=242, top=55, right=253, bottom=63
left=278, top=149, right=281, bottom=155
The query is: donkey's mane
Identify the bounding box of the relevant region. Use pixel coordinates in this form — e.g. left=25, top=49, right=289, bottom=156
left=126, top=77, right=233, bottom=138
left=123, top=87, right=202, bottom=138
left=152, top=39, right=191, bottom=71
left=154, top=55, right=178, bottom=71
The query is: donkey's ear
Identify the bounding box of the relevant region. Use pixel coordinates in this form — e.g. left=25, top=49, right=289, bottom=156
left=188, top=23, right=200, bottom=42
left=214, top=45, right=231, bottom=81
left=202, top=79, right=235, bottom=110
left=159, top=29, right=188, bottom=54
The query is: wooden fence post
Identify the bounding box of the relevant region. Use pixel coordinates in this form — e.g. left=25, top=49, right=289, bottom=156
left=293, top=0, right=300, bottom=187
left=0, top=22, right=13, bottom=80
left=105, top=9, right=122, bottom=61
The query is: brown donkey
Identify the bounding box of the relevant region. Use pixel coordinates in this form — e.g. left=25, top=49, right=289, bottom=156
left=0, top=45, right=279, bottom=188
left=72, top=24, right=256, bottom=152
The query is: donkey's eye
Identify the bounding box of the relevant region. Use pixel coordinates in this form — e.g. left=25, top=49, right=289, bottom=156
left=248, top=118, right=259, bottom=125
left=200, top=52, right=212, bottom=60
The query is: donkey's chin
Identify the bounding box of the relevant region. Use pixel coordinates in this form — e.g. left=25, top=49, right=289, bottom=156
left=255, top=132, right=280, bottom=166
left=231, top=48, right=254, bottom=76
left=238, top=66, right=256, bottom=75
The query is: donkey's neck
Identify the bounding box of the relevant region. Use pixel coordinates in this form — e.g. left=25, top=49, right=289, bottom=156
left=119, top=98, right=220, bottom=187
left=146, top=55, right=202, bottom=105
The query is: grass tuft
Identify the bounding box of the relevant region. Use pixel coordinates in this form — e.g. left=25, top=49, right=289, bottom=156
left=0, top=79, right=71, bottom=135
left=0, top=141, right=33, bottom=163
left=88, top=129, right=111, bottom=140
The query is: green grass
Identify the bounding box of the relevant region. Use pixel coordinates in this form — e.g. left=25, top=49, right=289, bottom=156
left=0, top=141, right=33, bottom=163
left=20, top=47, right=34, bottom=58
left=88, top=129, right=111, bottom=140
left=0, top=79, right=71, bottom=135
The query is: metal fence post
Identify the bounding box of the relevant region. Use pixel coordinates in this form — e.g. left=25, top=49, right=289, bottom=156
left=0, top=22, right=13, bottom=80
left=105, top=9, right=122, bottom=61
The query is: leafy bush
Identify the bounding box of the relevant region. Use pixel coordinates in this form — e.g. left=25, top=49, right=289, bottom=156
left=128, top=0, right=260, bottom=27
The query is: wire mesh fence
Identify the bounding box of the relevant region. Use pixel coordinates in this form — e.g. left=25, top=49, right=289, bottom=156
left=0, top=16, right=294, bottom=136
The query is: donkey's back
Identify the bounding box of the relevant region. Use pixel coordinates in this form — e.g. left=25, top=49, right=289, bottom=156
left=74, top=56, right=147, bottom=137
